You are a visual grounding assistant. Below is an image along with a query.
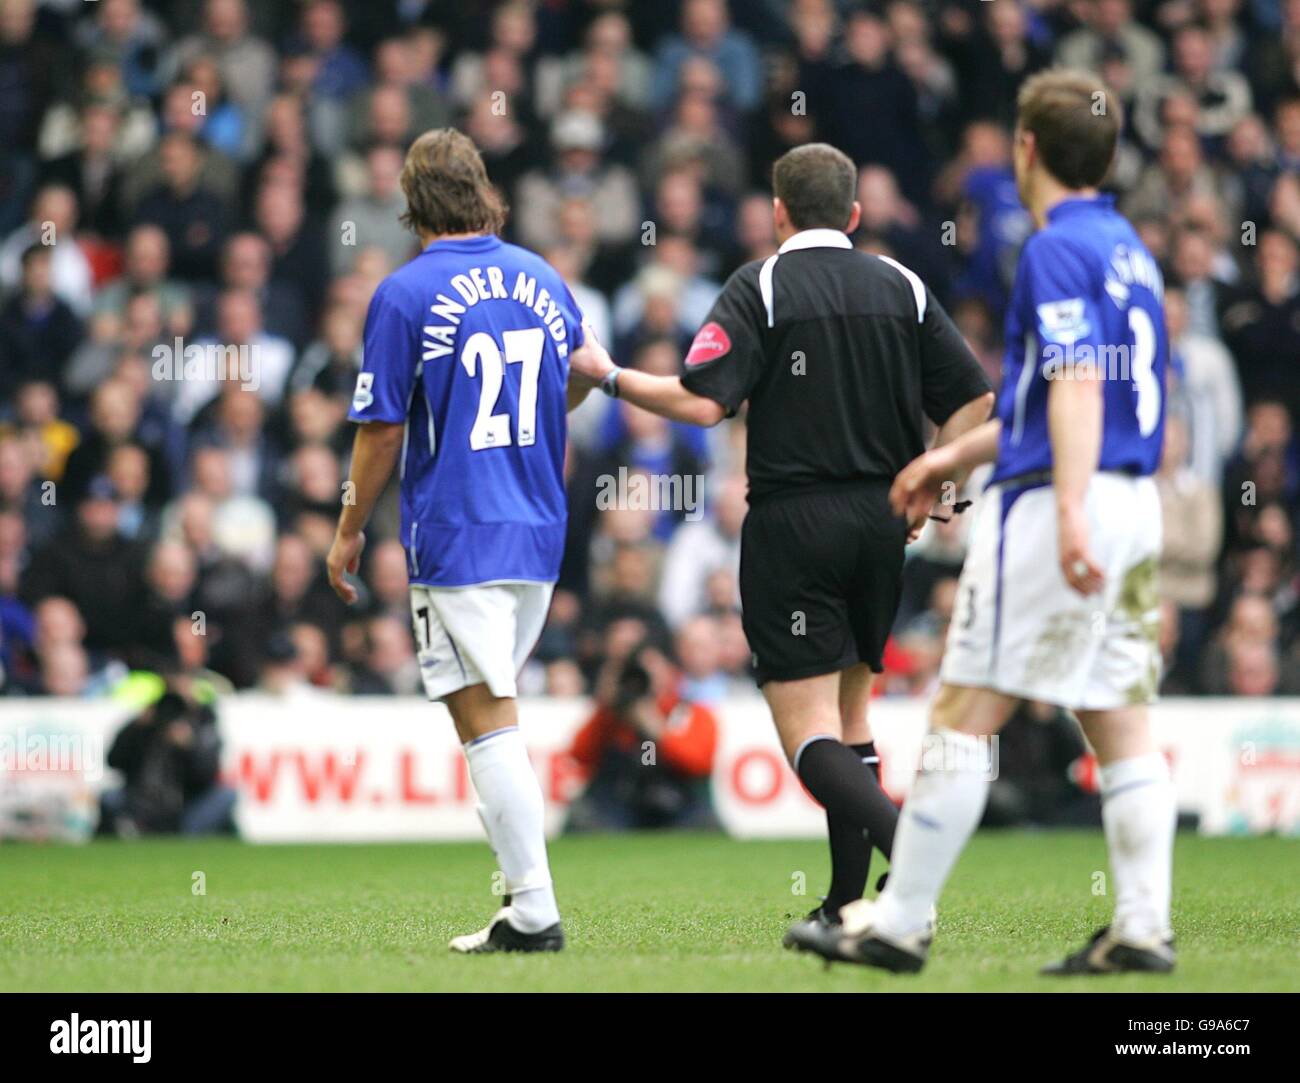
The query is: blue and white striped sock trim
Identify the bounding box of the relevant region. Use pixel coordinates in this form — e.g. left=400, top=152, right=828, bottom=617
left=465, top=725, right=520, bottom=749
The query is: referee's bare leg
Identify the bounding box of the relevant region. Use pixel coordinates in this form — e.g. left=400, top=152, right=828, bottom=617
left=767, top=663, right=899, bottom=922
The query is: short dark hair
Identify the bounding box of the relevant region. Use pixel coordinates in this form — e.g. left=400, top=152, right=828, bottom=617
left=1017, top=69, right=1121, bottom=189
left=20, top=243, right=50, bottom=269
left=400, top=128, right=507, bottom=237
left=772, top=142, right=856, bottom=231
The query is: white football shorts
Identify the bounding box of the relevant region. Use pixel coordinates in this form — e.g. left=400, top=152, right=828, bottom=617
left=409, top=581, right=554, bottom=700
left=940, top=472, right=1162, bottom=710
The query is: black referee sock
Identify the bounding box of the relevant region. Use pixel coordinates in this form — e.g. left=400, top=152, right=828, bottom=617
left=823, top=742, right=882, bottom=917
left=797, top=737, right=898, bottom=918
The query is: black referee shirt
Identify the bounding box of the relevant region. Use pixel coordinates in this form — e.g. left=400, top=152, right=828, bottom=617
left=680, top=229, right=993, bottom=501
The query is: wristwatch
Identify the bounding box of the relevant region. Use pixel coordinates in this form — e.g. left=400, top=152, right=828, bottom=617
left=599, top=367, right=623, bottom=398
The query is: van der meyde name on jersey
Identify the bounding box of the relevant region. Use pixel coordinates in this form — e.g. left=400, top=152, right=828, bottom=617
left=421, top=267, right=572, bottom=362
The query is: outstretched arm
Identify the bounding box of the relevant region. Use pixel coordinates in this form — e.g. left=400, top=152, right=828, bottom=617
left=569, top=334, right=726, bottom=427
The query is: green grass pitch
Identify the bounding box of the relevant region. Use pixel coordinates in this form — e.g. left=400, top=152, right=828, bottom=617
left=2, top=832, right=1295, bottom=992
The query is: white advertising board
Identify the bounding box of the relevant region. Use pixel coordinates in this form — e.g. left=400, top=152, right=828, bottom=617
left=0, top=694, right=1297, bottom=841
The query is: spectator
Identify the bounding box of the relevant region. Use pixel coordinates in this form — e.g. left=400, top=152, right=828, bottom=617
left=203, top=231, right=308, bottom=348
left=515, top=111, right=640, bottom=251
left=0, top=0, right=1293, bottom=716
left=255, top=630, right=313, bottom=696
left=343, top=35, right=449, bottom=151
left=674, top=614, right=731, bottom=704
left=809, top=8, right=929, bottom=204
left=180, top=445, right=274, bottom=576
left=364, top=538, right=410, bottom=622
left=0, top=435, right=55, bottom=549
left=100, top=675, right=236, bottom=835
left=1134, top=22, right=1253, bottom=149
left=1055, top=0, right=1166, bottom=91
left=1220, top=229, right=1300, bottom=418
left=295, top=0, right=369, bottom=103
left=0, top=185, right=94, bottom=316
left=328, top=144, right=410, bottom=275
left=1201, top=595, right=1284, bottom=693
left=164, top=0, right=276, bottom=120
left=566, top=638, right=719, bottom=831
left=1226, top=640, right=1282, bottom=695
left=132, top=539, right=198, bottom=663
left=1124, top=123, right=1237, bottom=226
left=956, top=0, right=1051, bottom=133
left=91, top=223, right=191, bottom=330
left=1164, top=283, right=1242, bottom=484
left=658, top=472, right=744, bottom=628
left=253, top=179, right=329, bottom=321
left=135, top=132, right=230, bottom=282
left=177, top=289, right=294, bottom=422
left=346, top=614, right=419, bottom=695
left=21, top=477, right=146, bottom=657
left=1157, top=417, right=1225, bottom=685
left=5, top=380, right=80, bottom=485
left=651, top=0, right=762, bottom=114
left=0, top=245, right=83, bottom=397
left=39, top=102, right=128, bottom=240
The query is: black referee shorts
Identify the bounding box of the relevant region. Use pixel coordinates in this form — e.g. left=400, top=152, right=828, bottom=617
left=739, top=480, right=908, bottom=686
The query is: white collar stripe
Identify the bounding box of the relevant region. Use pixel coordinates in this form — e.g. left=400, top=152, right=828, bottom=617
left=777, top=228, right=853, bottom=254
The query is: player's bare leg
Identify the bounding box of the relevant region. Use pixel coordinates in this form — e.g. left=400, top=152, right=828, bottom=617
left=767, top=668, right=899, bottom=948
left=868, top=683, right=1014, bottom=928
left=1041, top=705, right=1176, bottom=974
left=444, top=682, right=564, bottom=954
left=444, top=680, right=518, bottom=744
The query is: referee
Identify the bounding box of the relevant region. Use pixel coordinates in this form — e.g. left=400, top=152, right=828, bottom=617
left=568, top=143, right=994, bottom=940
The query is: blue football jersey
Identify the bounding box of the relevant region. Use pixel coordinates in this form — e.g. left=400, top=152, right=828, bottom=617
left=990, top=195, right=1167, bottom=484
left=348, top=234, right=585, bottom=587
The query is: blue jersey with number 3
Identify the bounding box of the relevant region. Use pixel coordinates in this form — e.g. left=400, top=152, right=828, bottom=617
left=348, top=234, right=585, bottom=586
left=990, top=195, right=1167, bottom=485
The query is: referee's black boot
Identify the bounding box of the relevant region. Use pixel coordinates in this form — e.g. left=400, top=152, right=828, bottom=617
left=783, top=900, right=839, bottom=951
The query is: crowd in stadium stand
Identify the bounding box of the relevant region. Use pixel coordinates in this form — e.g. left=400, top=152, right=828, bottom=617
left=0, top=0, right=1298, bottom=706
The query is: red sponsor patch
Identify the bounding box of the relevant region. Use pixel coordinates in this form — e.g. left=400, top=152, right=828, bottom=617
left=684, top=321, right=732, bottom=366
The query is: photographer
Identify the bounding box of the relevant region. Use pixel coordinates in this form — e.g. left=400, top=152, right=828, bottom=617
left=565, top=638, right=719, bottom=832
left=99, top=673, right=236, bottom=836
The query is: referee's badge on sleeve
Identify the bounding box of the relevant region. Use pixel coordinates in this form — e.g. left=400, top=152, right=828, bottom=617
left=685, top=322, right=732, bottom=366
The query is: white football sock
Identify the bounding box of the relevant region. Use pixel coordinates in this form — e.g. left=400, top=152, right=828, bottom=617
left=873, top=729, right=991, bottom=939
left=1100, top=753, right=1175, bottom=944
left=464, top=726, right=560, bottom=933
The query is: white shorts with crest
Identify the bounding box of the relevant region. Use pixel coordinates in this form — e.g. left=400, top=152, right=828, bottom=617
left=940, top=473, right=1162, bottom=710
